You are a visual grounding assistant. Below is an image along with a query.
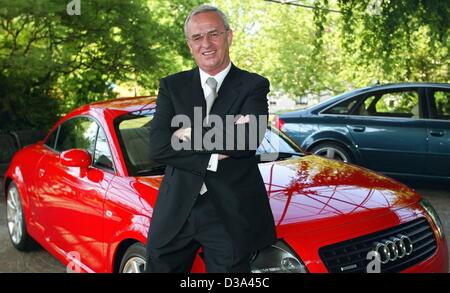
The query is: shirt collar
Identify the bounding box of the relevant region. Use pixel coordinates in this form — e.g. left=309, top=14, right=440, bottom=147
left=199, top=62, right=232, bottom=91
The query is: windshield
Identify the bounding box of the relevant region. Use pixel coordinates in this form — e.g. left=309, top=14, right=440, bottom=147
left=114, top=109, right=303, bottom=176
left=256, top=127, right=302, bottom=156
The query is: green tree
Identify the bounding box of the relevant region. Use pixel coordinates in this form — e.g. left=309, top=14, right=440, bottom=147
left=1, top=0, right=448, bottom=131
left=0, top=0, right=201, bottom=131
left=214, top=0, right=345, bottom=97
left=336, top=0, right=449, bottom=84
left=217, top=0, right=448, bottom=102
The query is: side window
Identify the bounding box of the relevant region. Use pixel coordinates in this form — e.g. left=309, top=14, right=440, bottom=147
left=431, top=90, right=450, bottom=120
left=119, top=116, right=152, bottom=167
left=55, top=117, right=98, bottom=155
left=93, top=127, right=114, bottom=170
left=323, top=98, right=358, bottom=115
left=44, top=128, right=58, bottom=149
left=356, top=91, right=419, bottom=118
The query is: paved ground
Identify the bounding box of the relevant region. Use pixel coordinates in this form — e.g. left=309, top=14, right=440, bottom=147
left=0, top=178, right=449, bottom=273
left=0, top=179, right=65, bottom=272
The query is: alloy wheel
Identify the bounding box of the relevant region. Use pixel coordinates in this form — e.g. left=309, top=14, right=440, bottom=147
left=6, top=185, right=24, bottom=245
left=121, top=256, right=146, bottom=273
left=313, top=146, right=349, bottom=162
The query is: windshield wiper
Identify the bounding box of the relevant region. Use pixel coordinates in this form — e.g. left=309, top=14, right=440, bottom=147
left=135, top=165, right=167, bottom=176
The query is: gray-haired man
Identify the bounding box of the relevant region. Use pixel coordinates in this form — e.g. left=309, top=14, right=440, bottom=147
left=146, top=5, right=276, bottom=273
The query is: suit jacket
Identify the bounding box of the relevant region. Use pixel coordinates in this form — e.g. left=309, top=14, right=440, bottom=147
left=147, top=64, right=277, bottom=253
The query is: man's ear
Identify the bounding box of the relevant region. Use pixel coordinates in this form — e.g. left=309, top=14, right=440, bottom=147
left=187, top=41, right=194, bottom=55
left=227, top=30, right=233, bottom=47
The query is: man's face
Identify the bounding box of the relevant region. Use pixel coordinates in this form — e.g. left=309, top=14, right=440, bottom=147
left=186, top=12, right=233, bottom=76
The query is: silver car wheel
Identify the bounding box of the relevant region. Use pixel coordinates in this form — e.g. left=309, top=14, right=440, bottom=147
left=121, top=257, right=146, bottom=273
left=313, top=146, right=349, bottom=162
left=7, top=185, right=24, bottom=245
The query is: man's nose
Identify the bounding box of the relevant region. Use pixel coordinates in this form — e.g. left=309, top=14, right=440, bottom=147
left=200, top=34, right=213, bottom=47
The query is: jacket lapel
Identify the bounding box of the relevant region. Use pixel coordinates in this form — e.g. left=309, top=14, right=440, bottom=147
left=190, top=64, right=242, bottom=119
left=211, top=64, right=242, bottom=117
left=190, top=67, right=206, bottom=119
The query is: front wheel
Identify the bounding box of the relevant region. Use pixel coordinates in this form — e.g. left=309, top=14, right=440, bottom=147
left=6, top=182, right=35, bottom=251
left=119, top=243, right=147, bottom=273
left=310, top=142, right=352, bottom=163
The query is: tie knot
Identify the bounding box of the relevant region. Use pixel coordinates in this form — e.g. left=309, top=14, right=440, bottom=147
left=206, top=77, right=218, bottom=90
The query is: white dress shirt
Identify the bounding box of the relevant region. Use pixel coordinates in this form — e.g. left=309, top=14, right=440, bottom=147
left=199, top=62, right=232, bottom=194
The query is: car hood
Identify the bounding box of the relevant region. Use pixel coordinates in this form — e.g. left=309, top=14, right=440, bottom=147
left=135, top=155, right=420, bottom=234
left=260, top=155, right=420, bottom=233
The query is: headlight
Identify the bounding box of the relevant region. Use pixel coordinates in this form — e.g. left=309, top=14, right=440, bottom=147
left=250, top=240, right=308, bottom=273
left=420, top=199, right=445, bottom=240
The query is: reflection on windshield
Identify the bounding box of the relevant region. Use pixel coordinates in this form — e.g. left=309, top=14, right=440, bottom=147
left=115, top=110, right=303, bottom=176
left=256, top=128, right=303, bottom=158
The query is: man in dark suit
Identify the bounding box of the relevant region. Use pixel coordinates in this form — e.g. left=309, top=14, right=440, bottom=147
left=146, top=5, right=276, bottom=273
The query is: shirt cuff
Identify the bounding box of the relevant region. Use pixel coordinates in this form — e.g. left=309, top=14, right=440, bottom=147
left=207, top=153, right=219, bottom=172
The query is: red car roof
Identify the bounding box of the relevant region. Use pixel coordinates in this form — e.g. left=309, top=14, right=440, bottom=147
left=82, top=96, right=156, bottom=114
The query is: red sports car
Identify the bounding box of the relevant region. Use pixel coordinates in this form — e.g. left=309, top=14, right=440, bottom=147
left=3, top=96, right=448, bottom=273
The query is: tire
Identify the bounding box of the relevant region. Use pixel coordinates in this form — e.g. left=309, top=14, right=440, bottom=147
left=310, top=142, right=353, bottom=163
left=119, top=242, right=147, bottom=273
left=6, top=182, right=35, bottom=251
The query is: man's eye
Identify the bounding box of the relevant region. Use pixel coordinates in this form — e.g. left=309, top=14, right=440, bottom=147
left=210, top=32, right=220, bottom=37
left=191, top=35, right=202, bottom=41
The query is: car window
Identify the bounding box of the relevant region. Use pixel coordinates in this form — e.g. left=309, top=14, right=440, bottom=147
left=93, top=127, right=114, bottom=170
left=323, top=98, right=358, bottom=115
left=355, top=90, right=419, bottom=118
left=431, top=90, right=450, bottom=120
left=44, top=128, right=58, bottom=149
left=55, top=117, right=98, bottom=155
left=115, top=109, right=156, bottom=175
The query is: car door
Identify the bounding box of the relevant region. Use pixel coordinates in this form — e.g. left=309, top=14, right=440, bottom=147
left=345, top=88, right=428, bottom=175
left=35, top=116, right=115, bottom=272
left=424, top=87, right=450, bottom=178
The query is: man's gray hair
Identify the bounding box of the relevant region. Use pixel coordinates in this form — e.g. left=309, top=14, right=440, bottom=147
left=184, top=4, right=230, bottom=38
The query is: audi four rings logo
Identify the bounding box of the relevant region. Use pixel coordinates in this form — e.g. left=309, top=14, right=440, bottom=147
left=373, top=235, right=414, bottom=264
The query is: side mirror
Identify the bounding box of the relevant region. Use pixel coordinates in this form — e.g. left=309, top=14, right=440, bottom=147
left=60, top=149, right=91, bottom=169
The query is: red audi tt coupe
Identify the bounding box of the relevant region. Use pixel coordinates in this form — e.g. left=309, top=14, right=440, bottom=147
left=3, top=96, right=448, bottom=273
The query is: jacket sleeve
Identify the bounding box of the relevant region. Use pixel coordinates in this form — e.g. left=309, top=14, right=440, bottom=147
left=211, top=77, right=270, bottom=159
left=148, top=78, right=210, bottom=176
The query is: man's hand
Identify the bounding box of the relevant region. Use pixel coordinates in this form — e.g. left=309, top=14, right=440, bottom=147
left=218, top=154, right=229, bottom=160
left=173, top=127, right=191, bottom=142
left=234, top=115, right=250, bottom=124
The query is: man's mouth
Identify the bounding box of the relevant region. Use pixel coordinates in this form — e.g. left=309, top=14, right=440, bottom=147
left=202, top=50, right=216, bottom=56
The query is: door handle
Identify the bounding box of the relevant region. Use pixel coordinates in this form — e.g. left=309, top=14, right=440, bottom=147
left=429, top=130, right=445, bottom=137
left=348, top=125, right=366, bottom=132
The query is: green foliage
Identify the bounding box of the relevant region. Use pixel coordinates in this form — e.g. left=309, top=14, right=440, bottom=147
left=220, top=0, right=448, bottom=99
left=0, top=0, right=448, bottom=132
left=336, top=0, right=449, bottom=84
left=214, top=0, right=346, bottom=96
left=0, top=0, right=201, bottom=131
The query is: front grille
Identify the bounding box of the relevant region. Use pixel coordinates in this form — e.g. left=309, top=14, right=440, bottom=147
left=319, top=218, right=437, bottom=273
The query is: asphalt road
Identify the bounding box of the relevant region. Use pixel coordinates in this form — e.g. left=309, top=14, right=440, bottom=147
left=0, top=178, right=449, bottom=273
